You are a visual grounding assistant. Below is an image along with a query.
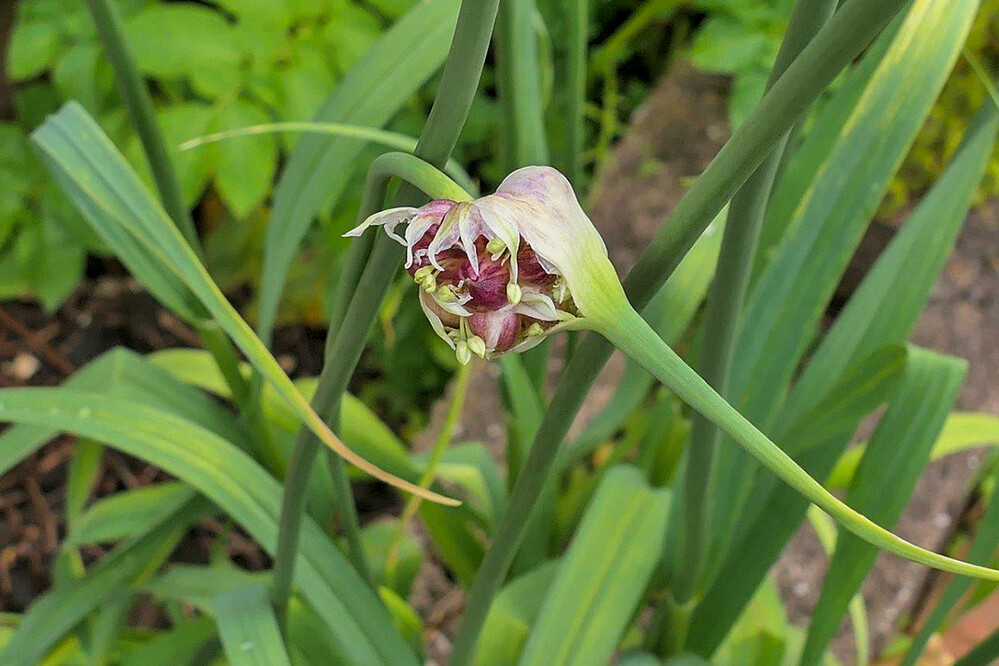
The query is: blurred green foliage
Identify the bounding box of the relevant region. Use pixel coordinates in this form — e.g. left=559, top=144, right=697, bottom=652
left=686, top=0, right=999, bottom=215
left=885, top=0, right=999, bottom=215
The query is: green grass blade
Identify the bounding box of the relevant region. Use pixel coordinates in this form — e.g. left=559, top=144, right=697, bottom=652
left=518, top=466, right=670, bottom=666
left=83, top=0, right=198, bottom=249
left=257, top=0, right=461, bottom=343
left=800, top=348, right=966, bottom=663
left=475, top=562, right=558, bottom=665
left=687, top=90, right=999, bottom=655
left=67, top=482, right=193, bottom=546
left=829, top=412, right=999, bottom=490
left=707, top=0, right=979, bottom=566
left=902, top=479, right=999, bottom=665
left=0, top=348, right=244, bottom=477
left=178, top=121, right=476, bottom=197
left=31, top=103, right=455, bottom=506
left=805, top=506, right=869, bottom=666
left=0, top=496, right=209, bottom=666
left=213, top=584, right=291, bottom=666
left=0, top=388, right=419, bottom=665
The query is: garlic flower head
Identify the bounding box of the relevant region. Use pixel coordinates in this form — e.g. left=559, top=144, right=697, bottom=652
left=345, top=166, right=624, bottom=364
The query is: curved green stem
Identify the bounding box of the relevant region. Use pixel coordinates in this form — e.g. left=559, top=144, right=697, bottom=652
left=676, top=0, right=839, bottom=605
left=82, top=0, right=198, bottom=251
left=270, top=155, right=473, bottom=625
left=593, top=305, right=999, bottom=583
left=178, top=122, right=477, bottom=196
left=450, top=0, right=912, bottom=660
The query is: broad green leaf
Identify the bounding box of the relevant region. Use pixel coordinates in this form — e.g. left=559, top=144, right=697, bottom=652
left=124, top=3, right=239, bottom=79
left=211, top=101, right=277, bottom=218
left=68, top=482, right=193, bottom=546
left=258, top=0, right=461, bottom=342
left=8, top=21, right=60, bottom=80
left=143, top=563, right=266, bottom=609
left=776, top=346, right=906, bottom=457
left=0, top=388, right=420, bottom=665
left=213, top=584, right=291, bottom=666
left=800, top=348, right=966, bottom=662
left=475, top=562, right=558, bottom=665
left=31, top=102, right=453, bottom=505
left=707, top=0, right=978, bottom=563
left=689, top=39, right=999, bottom=655
left=828, top=412, right=999, bottom=490
left=0, top=495, right=209, bottom=665
left=0, top=348, right=244, bottom=477
left=147, top=348, right=414, bottom=481
left=519, top=466, right=670, bottom=666
left=901, top=476, right=999, bottom=665
left=64, top=438, right=103, bottom=526
left=357, top=520, right=424, bottom=598
left=712, top=578, right=795, bottom=666
left=378, top=587, right=424, bottom=656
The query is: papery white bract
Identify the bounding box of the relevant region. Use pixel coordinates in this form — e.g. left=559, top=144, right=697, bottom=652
left=345, top=166, right=623, bottom=362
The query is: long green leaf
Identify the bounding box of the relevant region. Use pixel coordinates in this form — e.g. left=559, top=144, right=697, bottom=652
left=829, top=412, right=999, bottom=490
left=119, top=617, right=218, bottom=666
left=0, top=348, right=244, bottom=477
left=257, top=0, right=461, bottom=343
left=67, top=482, right=193, bottom=546
left=806, top=347, right=965, bottom=663
left=213, top=584, right=291, bottom=666
left=706, top=0, right=979, bottom=566
left=179, top=121, right=476, bottom=196
left=688, top=54, right=999, bottom=656
left=31, top=102, right=455, bottom=506
left=954, top=626, right=999, bottom=666
left=475, top=562, right=558, bottom=665
left=518, top=466, right=670, bottom=665
left=0, top=388, right=419, bottom=665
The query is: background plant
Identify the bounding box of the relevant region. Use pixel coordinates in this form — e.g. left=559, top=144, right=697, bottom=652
left=1, top=0, right=999, bottom=665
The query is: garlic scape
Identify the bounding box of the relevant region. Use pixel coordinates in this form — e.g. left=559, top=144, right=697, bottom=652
left=347, top=165, right=999, bottom=583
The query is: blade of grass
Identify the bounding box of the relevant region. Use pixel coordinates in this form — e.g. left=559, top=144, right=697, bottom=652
left=213, top=584, right=291, bottom=666
left=518, top=466, right=670, bottom=666
left=82, top=0, right=197, bottom=249
left=800, top=347, right=966, bottom=663
left=450, top=1, right=915, bottom=660
left=829, top=412, right=999, bottom=490
left=178, top=121, right=476, bottom=197
left=674, top=0, right=838, bottom=605
left=564, top=0, right=587, bottom=188
left=688, top=92, right=999, bottom=656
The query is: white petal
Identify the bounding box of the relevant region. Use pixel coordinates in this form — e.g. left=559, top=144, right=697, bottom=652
left=473, top=206, right=521, bottom=281
left=490, top=166, right=622, bottom=319
left=513, top=290, right=561, bottom=321
left=427, top=203, right=466, bottom=270
left=419, top=291, right=456, bottom=349
left=343, top=207, right=418, bottom=246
